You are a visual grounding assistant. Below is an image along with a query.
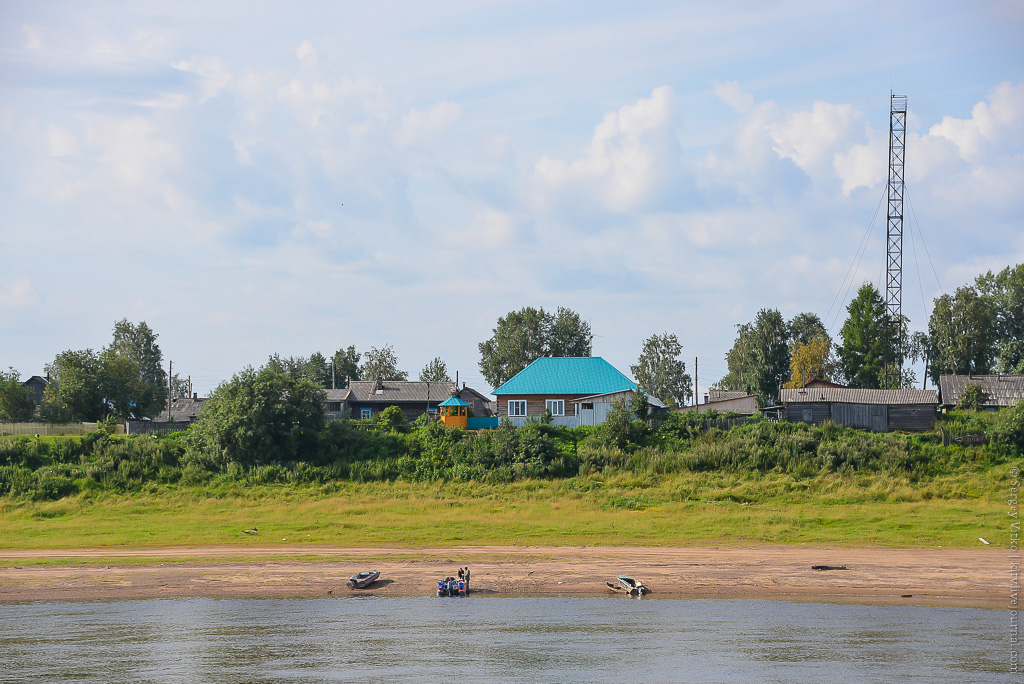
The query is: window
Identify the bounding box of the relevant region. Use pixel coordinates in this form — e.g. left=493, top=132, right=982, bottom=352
left=361, top=408, right=373, bottom=420
left=508, top=400, right=527, bottom=417
left=326, top=402, right=341, bottom=412
left=545, top=399, right=565, bottom=416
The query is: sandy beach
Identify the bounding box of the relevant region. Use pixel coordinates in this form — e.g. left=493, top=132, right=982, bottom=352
left=0, top=545, right=1005, bottom=607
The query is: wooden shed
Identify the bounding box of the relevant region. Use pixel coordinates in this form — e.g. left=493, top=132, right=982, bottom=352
left=938, top=374, right=1024, bottom=410
left=778, top=387, right=937, bottom=433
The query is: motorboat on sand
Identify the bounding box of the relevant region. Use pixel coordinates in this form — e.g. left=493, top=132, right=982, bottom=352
left=347, top=570, right=380, bottom=589
left=613, top=575, right=649, bottom=596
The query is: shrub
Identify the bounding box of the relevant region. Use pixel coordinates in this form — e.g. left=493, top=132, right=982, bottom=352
left=378, top=405, right=407, bottom=427
left=991, top=399, right=1024, bottom=449
left=956, top=383, right=991, bottom=411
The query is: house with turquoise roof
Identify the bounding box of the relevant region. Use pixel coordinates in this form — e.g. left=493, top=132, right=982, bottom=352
left=491, top=357, right=647, bottom=427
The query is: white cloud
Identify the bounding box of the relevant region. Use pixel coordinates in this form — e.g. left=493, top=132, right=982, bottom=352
left=0, top=280, right=40, bottom=309
left=834, top=129, right=886, bottom=195
left=768, top=101, right=863, bottom=175
left=928, top=81, right=1024, bottom=163
left=532, top=85, right=676, bottom=213
left=47, top=125, right=80, bottom=157
left=713, top=80, right=755, bottom=114
left=21, top=24, right=42, bottom=50
left=395, top=101, right=462, bottom=148
left=173, top=55, right=231, bottom=102
left=86, top=115, right=180, bottom=190
left=296, top=40, right=318, bottom=64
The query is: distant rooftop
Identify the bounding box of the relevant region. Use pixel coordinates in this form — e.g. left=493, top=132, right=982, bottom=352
left=492, top=357, right=636, bottom=395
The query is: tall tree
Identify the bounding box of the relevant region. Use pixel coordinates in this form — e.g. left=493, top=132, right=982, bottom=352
left=265, top=353, right=333, bottom=388
left=747, top=309, right=791, bottom=401
left=0, top=368, right=36, bottom=423
left=717, top=322, right=754, bottom=392
left=788, top=312, right=827, bottom=347
left=170, top=372, right=191, bottom=399
left=836, top=283, right=894, bottom=388
left=478, top=307, right=548, bottom=387
left=331, top=346, right=361, bottom=388
left=925, top=285, right=997, bottom=385
left=99, top=349, right=153, bottom=421
left=783, top=335, right=836, bottom=388
left=478, top=306, right=592, bottom=387
left=717, top=309, right=791, bottom=402
left=419, top=357, right=451, bottom=382
left=630, top=333, right=692, bottom=407
left=184, top=367, right=325, bottom=465
left=359, top=345, right=408, bottom=381
left=308, top=352, right=332, bottom=387
left=108, top=319, right=167, bottom=417
left=975, top=263, right=1024, bottom=373
left=41, top=349, right=104, bottom=422
left=547, top=307, right=593, bottom=358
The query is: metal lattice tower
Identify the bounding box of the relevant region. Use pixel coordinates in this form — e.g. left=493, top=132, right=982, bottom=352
left=885, top=93, right=907, bottom=386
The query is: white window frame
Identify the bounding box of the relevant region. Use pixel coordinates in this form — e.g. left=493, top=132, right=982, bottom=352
left=508, top=400, right=527, bottom=417
left=361, top=408, right=373, bottom=420
left=545, top=399, right=565, bottom=416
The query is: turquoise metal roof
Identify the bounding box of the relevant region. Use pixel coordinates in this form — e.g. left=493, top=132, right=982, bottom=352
left=492, top=357, right=637, bottom=395
left=438, top=396, right=469, bottom=407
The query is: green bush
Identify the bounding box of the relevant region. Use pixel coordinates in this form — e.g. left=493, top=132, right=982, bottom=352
left=991, top=399, right=1024, bottom=449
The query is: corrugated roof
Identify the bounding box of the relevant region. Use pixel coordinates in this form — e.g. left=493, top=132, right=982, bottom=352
left=571, top=389, right=667, bottom=409
left=348, top=381, right=460, bottom=403
left=492, top=357, right=636, bottom=395
left=779, top=387, right=937, bottom=405
left=938, top=375, right=1024, bottom=407
left=323, top=389, right=351, bottom=401
left=155, top=397, right=207, bottom=422
left=708, top=390, right=747, bottom=401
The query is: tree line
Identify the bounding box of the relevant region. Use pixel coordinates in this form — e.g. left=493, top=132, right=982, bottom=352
left=2, top=262, right=1020, bottom=422
left=715, top=263, right=1023, bottom=402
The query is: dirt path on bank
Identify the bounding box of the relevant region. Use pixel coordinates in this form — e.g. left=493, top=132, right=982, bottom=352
left=0, top=545, right=1006, bottom=607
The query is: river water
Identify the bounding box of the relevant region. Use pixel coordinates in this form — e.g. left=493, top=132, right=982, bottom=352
left=0, top=597, right=1008, bottom=683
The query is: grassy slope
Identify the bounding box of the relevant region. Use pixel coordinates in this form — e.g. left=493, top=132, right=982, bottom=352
left=0, top=465, right=1012, bottom=552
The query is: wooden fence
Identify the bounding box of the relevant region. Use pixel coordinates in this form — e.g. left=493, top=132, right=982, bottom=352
left=0, top=422, right=125, bottom=436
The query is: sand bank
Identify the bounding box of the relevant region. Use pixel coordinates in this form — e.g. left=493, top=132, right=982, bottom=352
left=0, top=545, right=1004, bottom=607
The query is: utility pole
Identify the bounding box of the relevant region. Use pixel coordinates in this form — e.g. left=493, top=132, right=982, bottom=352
left=884, top=92, right=907, bottom=388
left=167, top=360, right=172, bottom=420
left=694, top=357, right=698, bottom=406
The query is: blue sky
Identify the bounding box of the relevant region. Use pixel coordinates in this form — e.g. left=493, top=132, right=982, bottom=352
left=2, top=1, right=1022, bottom=396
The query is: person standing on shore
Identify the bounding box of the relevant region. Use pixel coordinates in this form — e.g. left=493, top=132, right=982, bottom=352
left=465, top=566, right=470, bottom=592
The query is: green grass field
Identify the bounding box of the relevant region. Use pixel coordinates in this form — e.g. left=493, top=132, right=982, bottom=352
left=0, top=465, right=1012, bottom=556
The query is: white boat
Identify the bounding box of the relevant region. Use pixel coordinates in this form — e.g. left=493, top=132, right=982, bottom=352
left=615, top=575, right=649, bottom=596
left=347, top=570, right=380, bottom=589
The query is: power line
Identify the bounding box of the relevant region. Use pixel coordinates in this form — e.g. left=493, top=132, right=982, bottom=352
left=825, top=185, right=887, bottom=336
left=906, top=193, right=944, bottom=297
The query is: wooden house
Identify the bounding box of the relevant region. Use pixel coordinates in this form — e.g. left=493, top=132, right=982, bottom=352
left=675, top=393, right=758, bottom=416
left=323, top=389, right=351, bottom=421
left=778, top=387, right=937, bottom=432
left=491, top=357, right=638, bottom=426
left=21, top=375, right=47, bottom=404
left=938, top=375, right=1024, bottom=410
left=347, top=379, right=491, bottom=423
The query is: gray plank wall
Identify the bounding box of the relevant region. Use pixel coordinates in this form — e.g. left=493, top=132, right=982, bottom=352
left=887, top=405, right=936, bottom=432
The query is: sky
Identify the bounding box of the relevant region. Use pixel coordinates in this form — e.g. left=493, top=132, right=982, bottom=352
left=2, top=0, right=1023, bottom=397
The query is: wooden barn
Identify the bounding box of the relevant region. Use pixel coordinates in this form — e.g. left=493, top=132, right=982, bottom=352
left=938, top=374, right=1024, bottom=410
left=778, top=387, right=937, bottom=433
